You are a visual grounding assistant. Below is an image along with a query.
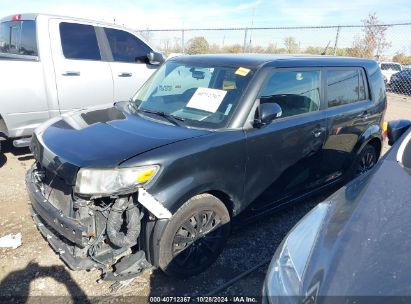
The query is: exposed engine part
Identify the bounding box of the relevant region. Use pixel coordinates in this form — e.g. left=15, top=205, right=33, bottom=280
left=102, top=250, right=152, bottom=281
left=106, top=197, right=141, bottom=248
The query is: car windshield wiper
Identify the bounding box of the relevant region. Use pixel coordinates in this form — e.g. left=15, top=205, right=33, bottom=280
left=138, top=108, right=186, bottom=127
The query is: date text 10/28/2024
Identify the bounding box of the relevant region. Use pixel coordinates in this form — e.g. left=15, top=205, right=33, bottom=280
left=149, top=296, right=258, bottom=303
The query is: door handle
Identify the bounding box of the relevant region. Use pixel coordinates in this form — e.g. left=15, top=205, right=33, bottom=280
left=118, top=72, right=133, bottom=77
left=312, top=127, right=326, bottom=138
left=62, top=71, right=80, bottom=76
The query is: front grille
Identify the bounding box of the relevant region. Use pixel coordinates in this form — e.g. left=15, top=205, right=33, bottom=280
left=34, top=163, right=73, bottom=217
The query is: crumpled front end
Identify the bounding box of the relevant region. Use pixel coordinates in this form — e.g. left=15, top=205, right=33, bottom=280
left=26, top=162, right=143, bottom=270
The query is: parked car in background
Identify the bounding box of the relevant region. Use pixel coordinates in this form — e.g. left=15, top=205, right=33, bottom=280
left=26, top=55, right=385, bottom=281
left=0, top=13, right=164, bottom=153
left=263, top=119, right=411, bottom=303
left=390, top=69, right=411, bottom=95
left=379, top=61, right=402, bottom=84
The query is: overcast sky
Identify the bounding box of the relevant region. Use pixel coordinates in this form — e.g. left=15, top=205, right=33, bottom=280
left=2, top=0, right=411, bottom=29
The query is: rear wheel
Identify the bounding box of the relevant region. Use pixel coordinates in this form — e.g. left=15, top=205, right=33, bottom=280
left=354, top=144, right=377, bottom=176
left=158, top=194, right=230, bottom=278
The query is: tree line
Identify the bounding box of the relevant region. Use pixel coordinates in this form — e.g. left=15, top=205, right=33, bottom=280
left=150, top=13, right=411, bottom=64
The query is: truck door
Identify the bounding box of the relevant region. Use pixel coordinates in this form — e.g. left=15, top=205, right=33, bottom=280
left=49, top=19, right=114, bottom=112
left=101, top=27, right=157, bottom=102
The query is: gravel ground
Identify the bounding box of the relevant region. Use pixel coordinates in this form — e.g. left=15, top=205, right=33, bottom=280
left=0, top=92, right=410, bottom=302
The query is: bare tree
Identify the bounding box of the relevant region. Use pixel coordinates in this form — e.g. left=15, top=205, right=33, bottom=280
left=284, top=37, right=299, bottom=53
left=265, top=42, right=277, bottom=54
left=222, top=44, right=242, bottom=53
left=349, top=13, right=391, bottom=59
left=393, top=52, right=411, bottom=64
left=186, top=37, right=210, bottom=54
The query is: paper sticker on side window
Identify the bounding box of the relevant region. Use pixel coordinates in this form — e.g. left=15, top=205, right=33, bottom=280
left=186, top=88, right=227, bottom=113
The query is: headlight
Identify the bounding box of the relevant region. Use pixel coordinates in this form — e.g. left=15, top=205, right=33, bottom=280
left=75, top=165, right=159, bottom=196
left=263, top=202, right=329, bottom=303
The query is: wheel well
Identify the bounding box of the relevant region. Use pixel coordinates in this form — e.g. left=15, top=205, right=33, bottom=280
left=207, top=190, right=235, bottom=218
left=367, top=137, right=382, bottom=159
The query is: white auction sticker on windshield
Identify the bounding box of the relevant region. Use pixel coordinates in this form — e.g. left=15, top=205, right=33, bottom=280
left=186, top=87, right=227, bottom=113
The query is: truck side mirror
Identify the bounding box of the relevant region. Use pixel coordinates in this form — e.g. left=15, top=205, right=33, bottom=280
left=254, top=102, right=282, bottom=127
left=388, top=120, right=411, bottom=146
left=147, top=51, right=165, bottom=65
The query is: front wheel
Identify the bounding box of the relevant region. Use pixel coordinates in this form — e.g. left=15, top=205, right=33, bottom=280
left=354, top=144, right=377, bottom=176
left=158, top=194, right=230, bottom=278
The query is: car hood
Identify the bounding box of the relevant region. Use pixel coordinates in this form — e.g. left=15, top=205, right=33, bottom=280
left=302, top=139, right=411, bottom=297
left=31, top=103, right=210, bottom=184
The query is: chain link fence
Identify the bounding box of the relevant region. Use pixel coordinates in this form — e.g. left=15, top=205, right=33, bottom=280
left=138, top=23, right=411, bottom=96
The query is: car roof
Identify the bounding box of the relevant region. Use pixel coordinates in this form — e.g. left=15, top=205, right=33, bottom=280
left=170, top=54, right=378, bottom=70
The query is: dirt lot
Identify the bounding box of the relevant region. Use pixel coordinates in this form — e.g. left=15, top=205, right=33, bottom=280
left=1, top=93, right=411, bottom=302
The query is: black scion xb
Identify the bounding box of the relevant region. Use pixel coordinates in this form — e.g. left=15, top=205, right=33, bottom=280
left=26, top=55, right=386, bottom=280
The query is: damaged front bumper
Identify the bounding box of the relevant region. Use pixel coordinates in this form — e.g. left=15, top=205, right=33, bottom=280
left=25, top=165, right=170, bottom=277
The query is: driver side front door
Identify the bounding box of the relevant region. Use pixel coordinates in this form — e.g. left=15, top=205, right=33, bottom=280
left=244, top=68, right=328, bottom=212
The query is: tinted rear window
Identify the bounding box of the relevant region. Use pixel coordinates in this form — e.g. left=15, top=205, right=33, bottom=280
left=327, top=69, right=362, bottom=107
left=0, top=20, right=37, bottom=56
left=60, top=22, right=101, bottom=60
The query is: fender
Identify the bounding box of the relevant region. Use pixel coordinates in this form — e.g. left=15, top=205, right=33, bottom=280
left=353, top=124, right=383, bottom=157
left=143, top=184, right=236, bottom=268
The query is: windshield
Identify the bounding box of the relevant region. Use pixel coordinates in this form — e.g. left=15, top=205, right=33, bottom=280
left=132, top=61, right=255, bottom=129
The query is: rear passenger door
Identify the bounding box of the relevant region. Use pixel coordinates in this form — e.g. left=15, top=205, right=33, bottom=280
left=322, top=68, right=371, bottom=180
left=102, top=27, right=157, bottom=101
left=49, top=20, right=114, bottom=112
left=244, top=68, right=328, bottom=209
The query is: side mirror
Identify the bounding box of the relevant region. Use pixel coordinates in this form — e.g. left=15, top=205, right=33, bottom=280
left=255, top=102, right=282, bottom=127
left=147, top=51, right=165, bottom=65
left=135, top=51, right=165, bottom=65
left=388, top=120, right=411, bottom=146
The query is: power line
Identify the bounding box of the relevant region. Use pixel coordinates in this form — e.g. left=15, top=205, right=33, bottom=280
left=137, top=22, right=411, bottom=32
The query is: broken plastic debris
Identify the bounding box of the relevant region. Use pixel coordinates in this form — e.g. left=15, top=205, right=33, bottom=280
left=0, top=233, right=22, bottom=249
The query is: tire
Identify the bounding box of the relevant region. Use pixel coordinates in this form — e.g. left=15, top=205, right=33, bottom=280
left=353, top=144, right=377, bottom=177
left=158, top=194, right=231, bottom=278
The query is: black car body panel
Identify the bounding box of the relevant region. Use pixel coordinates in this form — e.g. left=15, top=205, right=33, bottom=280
left=264, top=126, right=411, bottom=300
left=302, top=128, right=411, bottom=297
left=31, top=103, right=210, bottom=184
left=26, top=54, right=386, bottom=275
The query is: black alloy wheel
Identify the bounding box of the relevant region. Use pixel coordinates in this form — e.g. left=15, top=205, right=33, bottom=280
left=158, top=194, right=230, bottom=278
left=356, top=144, right=377, bottom=176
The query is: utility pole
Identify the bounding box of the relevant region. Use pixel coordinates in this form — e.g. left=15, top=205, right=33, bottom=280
left=181, top=29, right=185, bottom=54
left=243, top=28, right=248, bottom=53
left=333, top=26, right=341, bottom=55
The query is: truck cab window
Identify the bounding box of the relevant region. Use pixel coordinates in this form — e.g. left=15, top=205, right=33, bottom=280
left=104, top=28, right=151, bottom=63
left=59, top=22, right=101, bottom=60
left=259, top=70, right=321, bottom=118
left=0, top=20, right=37, bottom=56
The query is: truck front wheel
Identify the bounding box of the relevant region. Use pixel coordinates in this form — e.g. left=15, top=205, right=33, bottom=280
left=158, top=194, right=231, bottom=278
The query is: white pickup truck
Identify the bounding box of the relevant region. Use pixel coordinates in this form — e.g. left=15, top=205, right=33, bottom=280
left=0, top=13, right=163, bottom=152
